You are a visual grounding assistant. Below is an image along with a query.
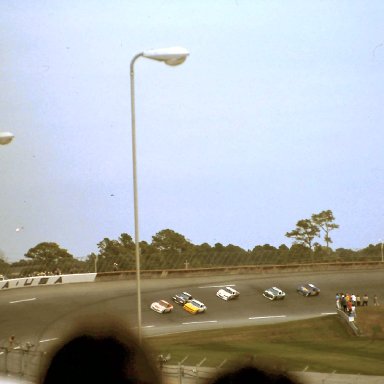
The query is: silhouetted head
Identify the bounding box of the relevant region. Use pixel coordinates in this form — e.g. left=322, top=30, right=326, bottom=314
left=210, top=365, right=297, bottom=384
left=40, top=320, right=159, bottom=384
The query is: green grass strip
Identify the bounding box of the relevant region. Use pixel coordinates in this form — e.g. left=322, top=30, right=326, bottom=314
left=146, top=314, right=384, bottom=376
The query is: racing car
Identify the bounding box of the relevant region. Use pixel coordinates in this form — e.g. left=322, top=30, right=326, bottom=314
left=183, top=299, right=207, bottom=314
left=297, top=283, right=320, bottom=296
left=172, top=291, right=193, bottom=305
left=150, top=300, right=174, bottom=313
left=216, top=286, right=240, bottom=301
left=263, top=287, right=286, bottom=300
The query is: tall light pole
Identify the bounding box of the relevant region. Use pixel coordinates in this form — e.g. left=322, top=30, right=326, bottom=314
left=130, top=47, right=189, bottom=342
left=0, top=132, right=14, bottom=145
left=381, top=240, right=383, bottom=263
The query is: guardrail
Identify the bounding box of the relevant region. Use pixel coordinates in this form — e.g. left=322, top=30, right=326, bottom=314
left=0, top=347, right=45, bottom=382
left=1, top=261, right=383, bottom=291
left=95, top=261, right=384, bottom=281
left=159, top=365, right=384, bottom=384
left=336, top=309, right=360, bottom=336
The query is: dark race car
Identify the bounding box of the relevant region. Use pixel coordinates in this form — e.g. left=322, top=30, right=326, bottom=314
left=297, top=283, right=320, bottom=296
left=172, top=291, right=193, bottom=305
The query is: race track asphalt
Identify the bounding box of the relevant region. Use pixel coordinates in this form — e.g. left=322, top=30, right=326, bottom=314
left=0, top=269, right=382, bottom=352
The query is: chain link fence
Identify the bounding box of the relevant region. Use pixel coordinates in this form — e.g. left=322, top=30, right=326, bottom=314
left=0, top=347, right=46, bottom=382
left=1, top=232, right=384, bottom=278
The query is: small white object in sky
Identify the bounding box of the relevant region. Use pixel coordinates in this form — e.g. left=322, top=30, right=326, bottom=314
left=15, top=226, right=24, bottom=232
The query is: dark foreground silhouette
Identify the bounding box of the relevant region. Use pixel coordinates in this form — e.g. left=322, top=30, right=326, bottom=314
left=210, top=365, right=297, bottom=384
left=39, top=320, right=160, bottom=384
left=39, top=320, right=298, bottom=384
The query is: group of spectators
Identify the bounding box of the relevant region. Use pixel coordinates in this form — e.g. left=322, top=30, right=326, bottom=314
left=336, top=292, right=380, bottom=316
left=24, top=268, right=62, bottom=277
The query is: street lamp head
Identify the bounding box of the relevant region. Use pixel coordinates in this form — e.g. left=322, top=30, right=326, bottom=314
left=142, top=46, right=189, bottom=66
left=0, top=131, right=14, bottom=145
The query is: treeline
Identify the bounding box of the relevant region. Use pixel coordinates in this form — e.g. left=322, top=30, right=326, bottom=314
left=1, top=229, right=383, bottom=277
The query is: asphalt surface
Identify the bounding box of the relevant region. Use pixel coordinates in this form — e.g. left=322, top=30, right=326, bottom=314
left=0, top=269, right=382, bottom=351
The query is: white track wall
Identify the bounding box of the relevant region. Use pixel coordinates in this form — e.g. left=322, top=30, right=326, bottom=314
left=0, top=273, right=97, bottom=290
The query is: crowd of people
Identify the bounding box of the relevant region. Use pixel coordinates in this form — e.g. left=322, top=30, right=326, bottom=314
left=336, top=292, right=380, bottom=316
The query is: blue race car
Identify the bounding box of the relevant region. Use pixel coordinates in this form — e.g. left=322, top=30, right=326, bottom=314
left=297, top=283, right=320, bottom=296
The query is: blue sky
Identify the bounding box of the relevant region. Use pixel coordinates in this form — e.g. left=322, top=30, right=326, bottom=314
left=1, top=1, right=383, bottom=261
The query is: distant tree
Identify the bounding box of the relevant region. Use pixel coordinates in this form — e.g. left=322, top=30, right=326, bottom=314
left=313, top=244, right=334, bottom=261
left=285, top=219, right=320, bottom=250
left=210, top=243, right=225, bottom=265
left=25, top=242, right=74, bottom=262
left=151, top=229, right=194, bottom=268
left=24, top=242, right=74, bottom=272
left=151, top=229, right=190, bottom=252
left=0, top=249, right=9, bottom=269
left=191, top=243, right=212, bottom=267
left=358, top=243, right=380, bottom=260
left=251, top=244, right=278, bottom=264
left=119, top=233, right=136, bottom=250
left=277, top=244, right=289, bottom=263
left=138, top=240, right=156, bottom=269
left=311, top=210, right=339, bottom=248
left=278, top=244, right=289, bottom=252
left=95, top=234, right=136, bottom=271
left=97, top=238, right=121, bottom=257
left=214, top=243, right=225, bottom=252
left=85, top=252, right=98, bottom=272
left=335, top=248, right=356, bottom=261
left=288, top=243, right=312, bottom=262
left=220, top=244, right=247, bottom=266
left=0, top=249, right=10, bottom=274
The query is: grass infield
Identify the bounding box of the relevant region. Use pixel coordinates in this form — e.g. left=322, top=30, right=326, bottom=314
left=147, top=306, right=384, bottom=376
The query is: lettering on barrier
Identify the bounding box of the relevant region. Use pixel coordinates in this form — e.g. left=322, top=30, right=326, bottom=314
left=0, top=273, right=95, bottom=291
left=1, top=282, right=9, bottom=290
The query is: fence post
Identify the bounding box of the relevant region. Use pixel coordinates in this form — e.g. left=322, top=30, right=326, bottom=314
left=178, top=356, right=189, bottom=384
left=178, top=363, right=183, bottom=384
left=4, top=348, right=8, bottom=376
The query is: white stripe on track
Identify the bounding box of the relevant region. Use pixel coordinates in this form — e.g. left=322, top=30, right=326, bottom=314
left=10, top=298, right=37, bottom=304
left=40, top=338, right=58, bottom=343
left=182, top=320, right=218, bottom=325
left=198, top=284, right=236, bottom=288
left=249, top=315, right=286, bottom=320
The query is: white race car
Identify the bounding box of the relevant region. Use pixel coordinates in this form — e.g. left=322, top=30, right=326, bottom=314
left=216, top=286, right=240, bottom=301
left=150, top=300, right=174, bottom=313
left=263, top=287, right=286, bottom=300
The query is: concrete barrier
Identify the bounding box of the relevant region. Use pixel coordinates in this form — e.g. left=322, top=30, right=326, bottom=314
left=2, top=261, right=383, bottom=289
left=0, top=273, right=97, bottom=291
left=337, top=309, right=360, bottom=336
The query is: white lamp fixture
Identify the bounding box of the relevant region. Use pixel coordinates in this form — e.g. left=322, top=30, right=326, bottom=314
left=142, top=46, right=189, bottom=66
left=0, top=132, right=14, bottom=145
